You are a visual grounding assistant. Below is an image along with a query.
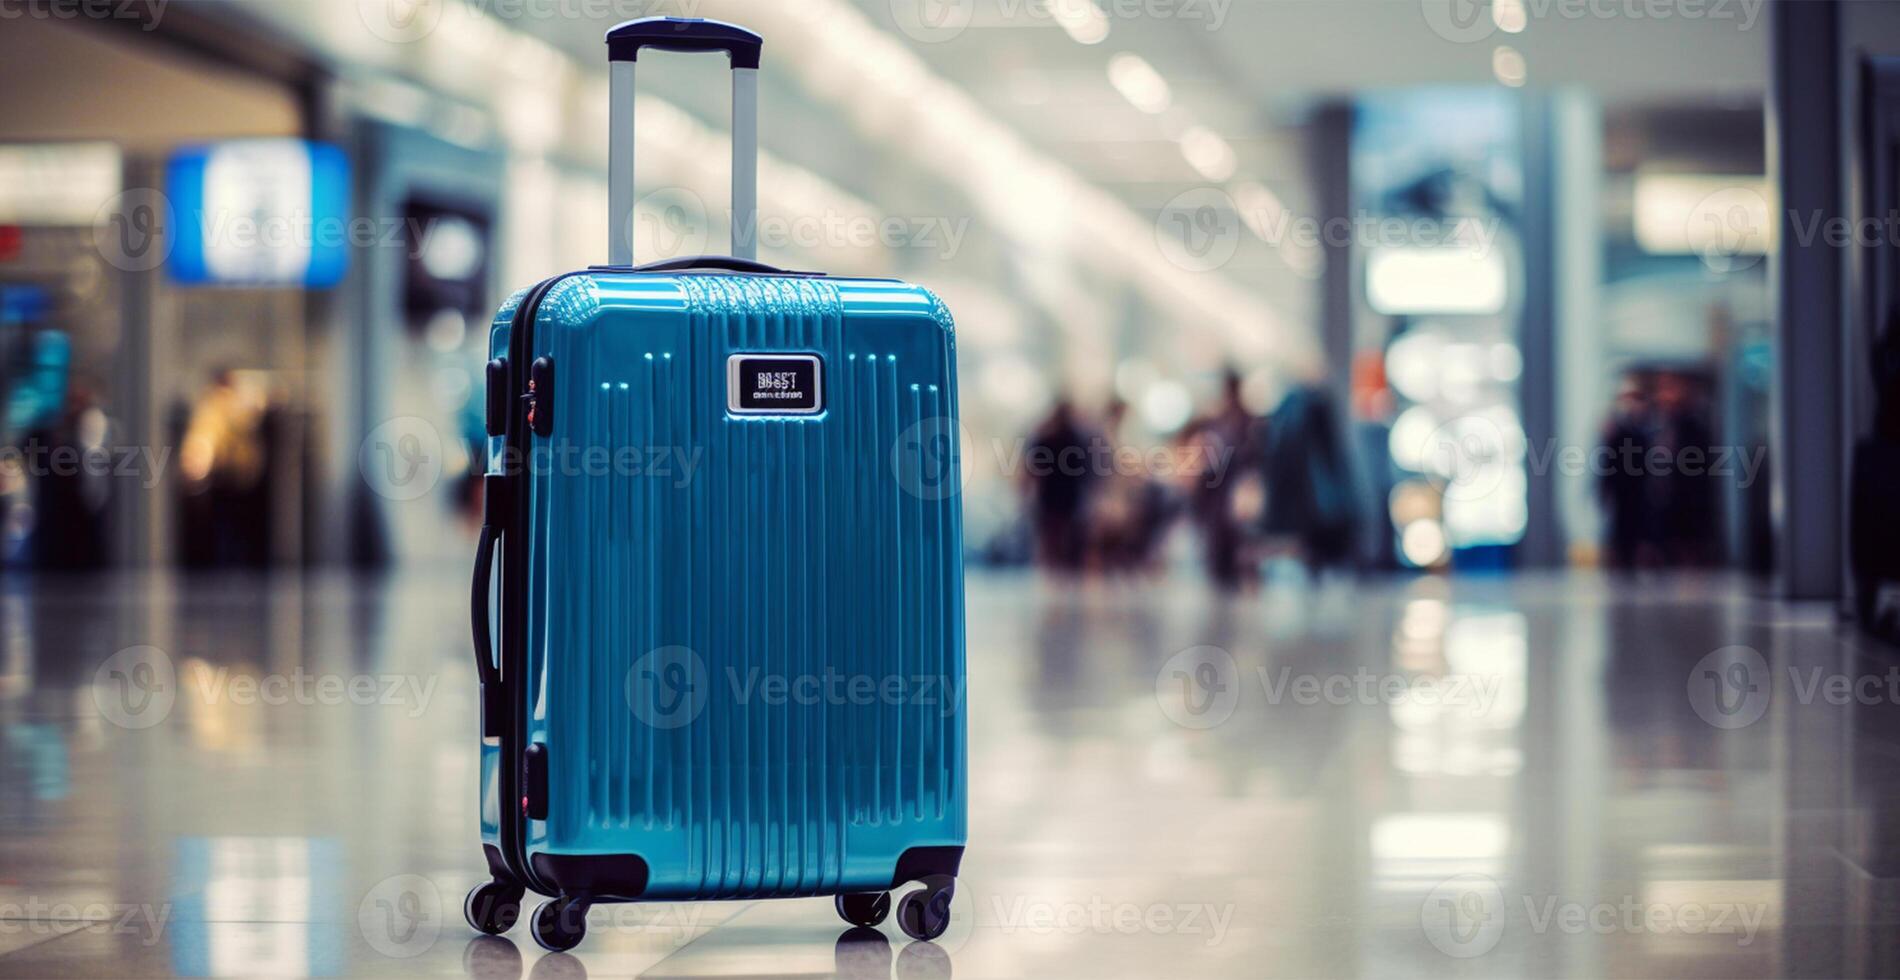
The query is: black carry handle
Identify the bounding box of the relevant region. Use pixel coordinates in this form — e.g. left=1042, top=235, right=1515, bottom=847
left=471, top=524, right=501, bottom=729
left=606, top=17, right=762, bottom=69
left=591, top=255, right=823, bottom=276
left=471, top=467, right=509, bottom=736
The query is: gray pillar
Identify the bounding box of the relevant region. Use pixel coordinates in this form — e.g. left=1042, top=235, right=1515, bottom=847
left=1552, top=92, right=1604, bottom=563
left=1312, top=102, right=1354, bottom=410
left=111, top=158, right=161, bottom=568
left=1770, top=0, right=1844, bottom=599
left=1517, top=93, right=1563, bottom=567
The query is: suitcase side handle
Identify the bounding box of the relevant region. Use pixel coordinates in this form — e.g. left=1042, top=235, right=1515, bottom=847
left=471, top=521, right=502, bottom=737
left=604, top=17, right=761, bottom=266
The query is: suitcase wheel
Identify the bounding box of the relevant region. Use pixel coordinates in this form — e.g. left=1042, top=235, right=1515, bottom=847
left=530, top=895, right=589, bottom=952
left=463, top=880, right=524, bottom=936
left=895, top=879, right=955, bottom=943
left=835, top=891, right=891, bottom=928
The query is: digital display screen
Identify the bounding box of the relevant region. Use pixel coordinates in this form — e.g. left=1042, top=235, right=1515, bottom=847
left=728, top=354, right=823, bottom=414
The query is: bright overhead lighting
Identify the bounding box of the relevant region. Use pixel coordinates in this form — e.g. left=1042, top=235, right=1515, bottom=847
left=1492, top=45, right=1527, bottom=87
left=1630, top=172, right=1773, bottom=256
left=1052, top=0, right=1109, bottom=44
left=1179, top=126, right=1237, bottom=181
left=1366, top=246, right=1508, bottom=316
left=1106, top=53, right=1170, bottom=113
left=1492, top=0, right=1528, bottom=33
left=1229, top=180, right=1283, bottom=241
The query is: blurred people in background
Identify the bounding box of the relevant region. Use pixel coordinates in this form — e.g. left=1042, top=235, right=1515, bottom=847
left=1260, top=384, right=1359, bottom=576
left=1851, top=307, right=1900, bottom=636
left=1022, top=396, right=1096, bottom=574
left=23, top=387, right=109, bottom=570
left=179, top=368, right=269, bottom=568
left=1598, top=374, right=1655, bottom=571
left=1652, top=372, right=1716, bottom=566
left=1596, top=368, right=1717, bottom=571
left=1087, top=398, right=1168, bottom=576
left=1182, top=369, right=1259, bottom=591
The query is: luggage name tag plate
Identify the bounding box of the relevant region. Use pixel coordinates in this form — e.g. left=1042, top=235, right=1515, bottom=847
left=727, top=354, right=824, bottom=415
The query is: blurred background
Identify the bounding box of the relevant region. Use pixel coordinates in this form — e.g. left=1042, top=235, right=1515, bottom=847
left=0, top=0, right=1804, bottom=587
left=3, top=1, right=1900, bottom=977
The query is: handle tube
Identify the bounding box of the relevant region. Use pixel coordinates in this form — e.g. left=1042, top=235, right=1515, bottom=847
left=731, top=67, right=758, bottom=261
left=608, top=61, right=637, bottom=267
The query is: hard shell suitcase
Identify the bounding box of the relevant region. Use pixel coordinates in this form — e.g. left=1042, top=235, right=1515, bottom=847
left=465, top=17, right=968, bottom=952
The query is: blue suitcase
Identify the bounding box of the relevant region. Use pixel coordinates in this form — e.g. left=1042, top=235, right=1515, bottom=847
left=465, top=17, right=968, bottom=952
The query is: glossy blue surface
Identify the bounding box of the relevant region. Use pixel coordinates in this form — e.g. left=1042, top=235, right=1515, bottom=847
left=485, top=272, right=967, bottom=899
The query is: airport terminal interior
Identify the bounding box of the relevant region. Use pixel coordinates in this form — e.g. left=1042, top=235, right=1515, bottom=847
left=0, top=0, right=1899, bottom=977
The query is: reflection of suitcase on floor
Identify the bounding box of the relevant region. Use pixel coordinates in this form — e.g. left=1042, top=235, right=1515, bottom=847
left=465, top=17, right=967, bottom=952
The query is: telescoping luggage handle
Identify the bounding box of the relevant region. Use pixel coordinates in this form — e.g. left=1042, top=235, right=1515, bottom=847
left=605, top=17, right=762, bottom=266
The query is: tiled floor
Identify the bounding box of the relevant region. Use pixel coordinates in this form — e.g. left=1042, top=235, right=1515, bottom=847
left=0, top=569, right=1892, bottom=978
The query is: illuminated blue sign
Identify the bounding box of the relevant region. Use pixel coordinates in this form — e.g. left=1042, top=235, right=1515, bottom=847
left=166, top=140, right=349, bottom=288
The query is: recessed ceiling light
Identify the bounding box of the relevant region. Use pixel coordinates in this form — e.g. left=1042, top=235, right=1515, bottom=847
left=1492, top=45, right=1527, bottom=87
left=1052, top=0, right=1109, bottom=44
left=1492, top=0, right=1528, bottom=33
left=1179, top=126, right=1237, bottom=181
left=1107, top=53, right=1171, bottom=113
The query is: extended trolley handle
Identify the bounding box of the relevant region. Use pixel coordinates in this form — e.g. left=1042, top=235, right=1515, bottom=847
left=604, top=17, right=763, bottom=266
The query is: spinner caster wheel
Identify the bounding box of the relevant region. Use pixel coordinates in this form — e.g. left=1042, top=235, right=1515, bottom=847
left=835, top=891, right=891, bottom=927
left=530, top=896, right=588, bottom=952
left=895, top=881, right=954, bottom=942
left=463, top=880, right=524, bottom=935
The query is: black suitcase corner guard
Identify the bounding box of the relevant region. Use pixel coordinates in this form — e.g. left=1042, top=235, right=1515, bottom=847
left=531, top=852, right=650, bottom=901
left=890, top=845, right=964, bottom=888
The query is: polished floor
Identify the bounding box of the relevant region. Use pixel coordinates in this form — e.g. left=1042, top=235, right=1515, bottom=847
left=0, top=568, right=1894, bottom=978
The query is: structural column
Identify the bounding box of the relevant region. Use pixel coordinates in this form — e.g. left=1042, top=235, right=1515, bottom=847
left=1770, top=0, right=1844, bottom=599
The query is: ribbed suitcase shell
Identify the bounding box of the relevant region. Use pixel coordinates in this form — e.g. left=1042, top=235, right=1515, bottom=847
left=481, top=271, right=967, bottom=900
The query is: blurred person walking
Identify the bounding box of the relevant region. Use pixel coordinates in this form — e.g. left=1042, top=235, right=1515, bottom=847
left=1260, top=384, right=1359, bottom=576
left=1087, top=398, right=1166, bottom=575
left=1652, top=372, right=1716, bottom=566
left=1022, top=396, right=1097, bottom=575
left=1597, top=374, right=1657, bottom=571
left=179, top=368, right=269, bottom=568
left=1183, top=369, right=1259, bottom=591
